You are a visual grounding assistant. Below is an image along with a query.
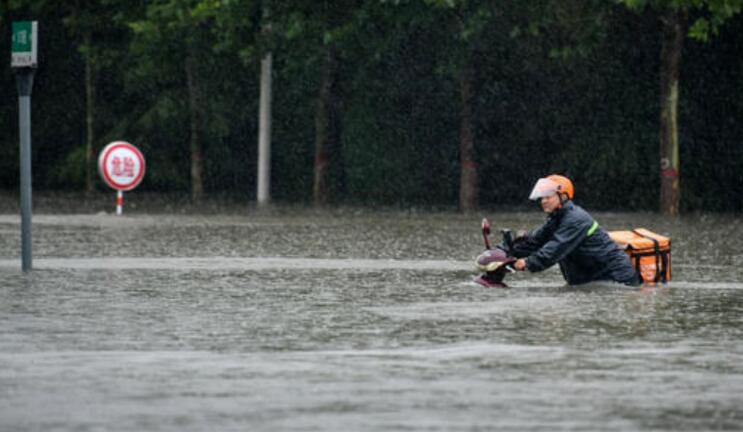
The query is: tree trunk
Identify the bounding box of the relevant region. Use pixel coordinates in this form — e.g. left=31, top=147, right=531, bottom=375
left=185, top=50, right=204, bottom=202
left=658, top=10, right=685, bottom=216
left=257, top=51, right=273, bottom=206
left=84, top=30, right=96, bottom=194
left=313, top=45, right=342, bottom=206
left=458, top=59, right=477, bottom=212
left=257, top=2, right=273, bottom=207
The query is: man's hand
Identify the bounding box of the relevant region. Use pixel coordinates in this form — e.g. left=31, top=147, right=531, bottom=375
left=514, top=259, right=527, bottom=271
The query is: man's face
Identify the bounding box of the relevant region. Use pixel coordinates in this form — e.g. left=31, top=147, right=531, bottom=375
left=540, top=193, right=561, bottom=213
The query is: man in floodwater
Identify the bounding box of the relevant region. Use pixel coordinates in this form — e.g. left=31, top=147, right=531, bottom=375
left=511, top=174, right=640, bottom=286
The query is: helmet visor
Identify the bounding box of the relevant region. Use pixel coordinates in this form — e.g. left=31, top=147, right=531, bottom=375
left=528, top=178, right=560, bottom=201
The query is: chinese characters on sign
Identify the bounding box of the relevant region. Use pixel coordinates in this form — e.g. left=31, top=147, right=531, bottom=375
left=15, top=28, right=27, bottom=44
left=111, top=156, right=136, bottom=177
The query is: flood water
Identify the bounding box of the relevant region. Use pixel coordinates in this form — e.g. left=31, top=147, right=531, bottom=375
left=1, top=206, right=742, bottom=431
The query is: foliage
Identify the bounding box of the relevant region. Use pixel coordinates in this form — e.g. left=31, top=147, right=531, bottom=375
left=618, top=0, right=743, bottom=40
left=1, top=0, right=743, bottom=210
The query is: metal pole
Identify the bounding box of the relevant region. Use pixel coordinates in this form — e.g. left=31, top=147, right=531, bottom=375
left=257, top=52, right=272, bottom=206
left=16, top=69, right=35, bottom=272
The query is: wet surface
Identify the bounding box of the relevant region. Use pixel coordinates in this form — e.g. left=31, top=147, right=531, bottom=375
left=1, top=208, right=742, bottom=431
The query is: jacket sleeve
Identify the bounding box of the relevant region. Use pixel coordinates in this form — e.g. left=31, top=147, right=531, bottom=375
left=525, top=213, right=592, bottom=272
left=511, top=220, right=554, bottom=258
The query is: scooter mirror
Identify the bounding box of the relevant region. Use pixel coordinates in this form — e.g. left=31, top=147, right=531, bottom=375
left=481, top=218, right=491, bottom=236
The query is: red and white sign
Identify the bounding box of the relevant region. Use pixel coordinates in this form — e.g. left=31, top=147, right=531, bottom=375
left=98, top=141, right=145, bottom=191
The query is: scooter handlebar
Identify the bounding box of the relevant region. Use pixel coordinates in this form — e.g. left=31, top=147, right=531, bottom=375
left=501, top=229, right=514, bottom=254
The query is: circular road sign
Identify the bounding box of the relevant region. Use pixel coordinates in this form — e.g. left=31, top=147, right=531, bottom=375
left=98, top=141, right=146, bottom=191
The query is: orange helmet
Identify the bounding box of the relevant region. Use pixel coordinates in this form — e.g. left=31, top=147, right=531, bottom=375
left=528, top=174, right=574, bottom=201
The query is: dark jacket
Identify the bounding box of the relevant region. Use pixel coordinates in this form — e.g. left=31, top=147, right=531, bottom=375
left=511, top=201, right=639, bottom=286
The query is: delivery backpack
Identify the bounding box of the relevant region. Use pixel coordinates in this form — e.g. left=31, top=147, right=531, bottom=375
left=608, top=228, right=671, bottom=283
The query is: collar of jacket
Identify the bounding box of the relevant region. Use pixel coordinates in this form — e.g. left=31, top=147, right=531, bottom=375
left=549, top=199, right=574, bottom=219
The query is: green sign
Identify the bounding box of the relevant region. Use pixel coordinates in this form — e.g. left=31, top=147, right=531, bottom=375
left=11, top=21, right=38, bottom=68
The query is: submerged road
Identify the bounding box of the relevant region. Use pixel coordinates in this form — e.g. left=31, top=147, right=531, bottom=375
left=0, top=256, right=472, bottom=271
left=2, top=209, right=743, bottom=431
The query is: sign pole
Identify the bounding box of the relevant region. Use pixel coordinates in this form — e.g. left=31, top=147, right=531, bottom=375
left=116, top=190, right=123, bottom=215
left=12, top=21, right=38, bottom=272
left=17, top=68, right=34, bottom=272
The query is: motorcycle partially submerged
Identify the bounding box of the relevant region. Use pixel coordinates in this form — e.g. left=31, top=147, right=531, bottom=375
left=474, top=218, right=518, bottom=288
left=473, top=219, right=673, bottom=287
